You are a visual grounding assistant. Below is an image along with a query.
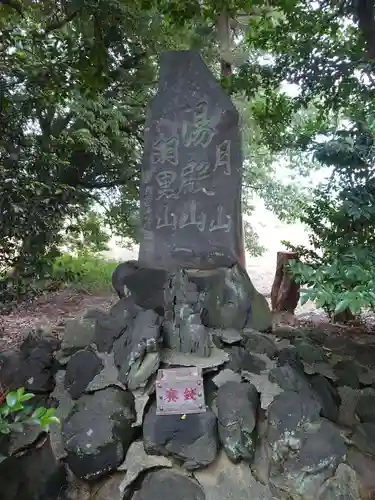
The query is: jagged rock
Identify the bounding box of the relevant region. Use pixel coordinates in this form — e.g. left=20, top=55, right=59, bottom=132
left=242, top=329, right=278, bottom=358
left=64, top=347, right=103, bottom=399
left=347, top=446, right=375, bottom=500
left=334, top=360, right=361, bottom=389
left=93, top=309, right=129, bottom=353
left=86, top=351, right=124, bottom=392
left=127, top=352, right=160, bottom=391
left=277, top=346, right=305, bottom=373
left=226, top=346, right=267, bottom=374
left=318, top=463, right=361, bottom=500
left=49, top=370, right=74, bottom=461
left=118, top=440, right=172, bottom=491
left=309, top=374, right=341, bottom=422
left=62, top=318, right=96, bottom=356
left=163, top=269, right=210, bottom=357
left=266, top=391, right=347, bottom=499
left=216, top=381, right=259, bottom=462
left=112, top=262, right=167, bottom=314
left=133, top=469, right=205, bottom=500
left=352, top=423, right=375, bottom=457
left=269, top=364, right=313, bottom=393
left=355, top=388, right=375, bottom=423
left=337, top=386, right=361, bottom=428
left=202, top=265, right=252, bottom=331
left=63, top=388, right=136, bottom=481
left=194, top=449, right=274, bottom=500
left=143, top=401, right=218, bottom=470
left=212, top=369, right=242, bottom=387
left=0, top=333, right=57, bottom=394
left=0, top=436, right=66, bottom=500
left=161, top=346, right=229, bottom=370
left=294, top=338, right=327, bottom=364
left=212, top=328, right=242, bottom=345
left=109, top=297, right=142, bottom=319
left=131, top=377, right=156, bottom=427
left=241, top=353, right=283, bottom=410
left=113, top=309, right=161, bottom=390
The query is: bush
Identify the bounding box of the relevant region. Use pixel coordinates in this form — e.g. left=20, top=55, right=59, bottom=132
left=52, top=252, right=120, bottom=291
left=289, top=249, right=375, bottom=316
left=0, top=387, right=59, bottom=463
left=285, top=124, right=375, bottom=319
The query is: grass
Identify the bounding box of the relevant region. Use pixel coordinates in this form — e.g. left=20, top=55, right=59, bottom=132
left=52, top=252, right=120, bottom=292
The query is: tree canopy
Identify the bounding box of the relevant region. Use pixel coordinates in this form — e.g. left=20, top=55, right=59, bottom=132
left=2, top=0, right=375, bottom=313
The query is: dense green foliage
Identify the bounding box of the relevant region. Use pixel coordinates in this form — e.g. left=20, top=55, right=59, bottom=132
left=2, top=0, right=375, bottom=316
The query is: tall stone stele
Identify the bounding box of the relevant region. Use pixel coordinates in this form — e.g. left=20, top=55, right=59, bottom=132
left=123, top=50, right=272, bottom=358
left=138, top=50, right=244, bottom=270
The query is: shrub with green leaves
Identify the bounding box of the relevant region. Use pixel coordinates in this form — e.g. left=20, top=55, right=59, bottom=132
left=285, top=124, right=375, bottom=319
left=288, top=249, right=375, bottom=316
left=0, top=387, right=59, bottom=436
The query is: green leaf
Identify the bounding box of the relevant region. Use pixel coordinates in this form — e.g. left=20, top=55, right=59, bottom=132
left=6, top=392, right=17, bottom=408
left=334, top=299, right=351, bottom=314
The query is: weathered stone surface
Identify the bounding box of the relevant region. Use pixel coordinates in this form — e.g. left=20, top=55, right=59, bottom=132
left=226, top=346, right=267, bottom=374
left=216, top=381, right=259, bottom=462
left=133, top=469, right=205, bottom=500
left=49, top=370, right=74, bottom=461
left=355, top=388, right=375, bottom=423
left=64, top=347, right=103, bottom=399
left=62, top=318, right=96, bottom=356
left=127, top=352, right=160, bottom=391
left=112, top=262, right=167, bottom=313
left=203, top=265, right=252, bottom=331
left=86, top=351, right=124, bottom=392
left=163, top=269, right=210, bottom=356
left=195, top=449, right=273, bottom=500
left=347, top=446, right=375, bottom=500
left=277, top=346, right=305, bottom=373
left=212, top=368, right=242, bottom=387
left=0, top=333, right=57, bottom=394
left=138, top=50, right=243, bottom=270
left=132, top=377, right=156, bottom=427
left=0, top=436, right=66, bottom=500
left=334, top=360, right=361, bottom=389
left=143, top=401, right=218, bottom=470
left=113, top=309, right=161, bottom=389
left=241, top=353, right=283, bottom=410
left=269, top=364, right=312, bottom=394
left=93, top=309, right=129, bottom=353
left=243, top=329, right=278, bottom=358
left=63, top=388, right=136, bottom=481
left=318, top=464, right=361, bottom=500
left=211, top=328, right=242, bottom=345
left=118, top=440, right=172, bottom=491
left=294, top=338, right=327, bottom=364
left=309, top=374, right=341, bottom=422
left=337, top=386, right=361, bottom=428
left=161, top=346, right=228, bottom=370
left=266, top=391, right=347, bottom=499
left=352, top=423, right=375, bottom=457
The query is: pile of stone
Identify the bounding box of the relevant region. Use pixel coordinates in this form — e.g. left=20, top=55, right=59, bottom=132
left=1, top=262, right=374, bottom=500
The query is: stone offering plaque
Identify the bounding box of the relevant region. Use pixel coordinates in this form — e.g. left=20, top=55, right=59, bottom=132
left=156, top=367, right=206, bottom=415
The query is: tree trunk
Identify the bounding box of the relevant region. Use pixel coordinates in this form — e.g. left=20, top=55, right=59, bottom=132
left=271, top=251, right=300, bottom=313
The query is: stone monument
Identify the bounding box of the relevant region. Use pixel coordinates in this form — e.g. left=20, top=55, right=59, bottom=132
left=138, top=50, right=244, bottom=270
left=111, top=50, right=272, bottom=358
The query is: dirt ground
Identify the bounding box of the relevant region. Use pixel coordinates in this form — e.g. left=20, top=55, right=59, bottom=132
left=0, top=255, right=318, bottom=353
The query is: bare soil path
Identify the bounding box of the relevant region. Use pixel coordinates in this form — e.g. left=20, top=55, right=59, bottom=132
left=0, top=288, right=118, bottom=352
